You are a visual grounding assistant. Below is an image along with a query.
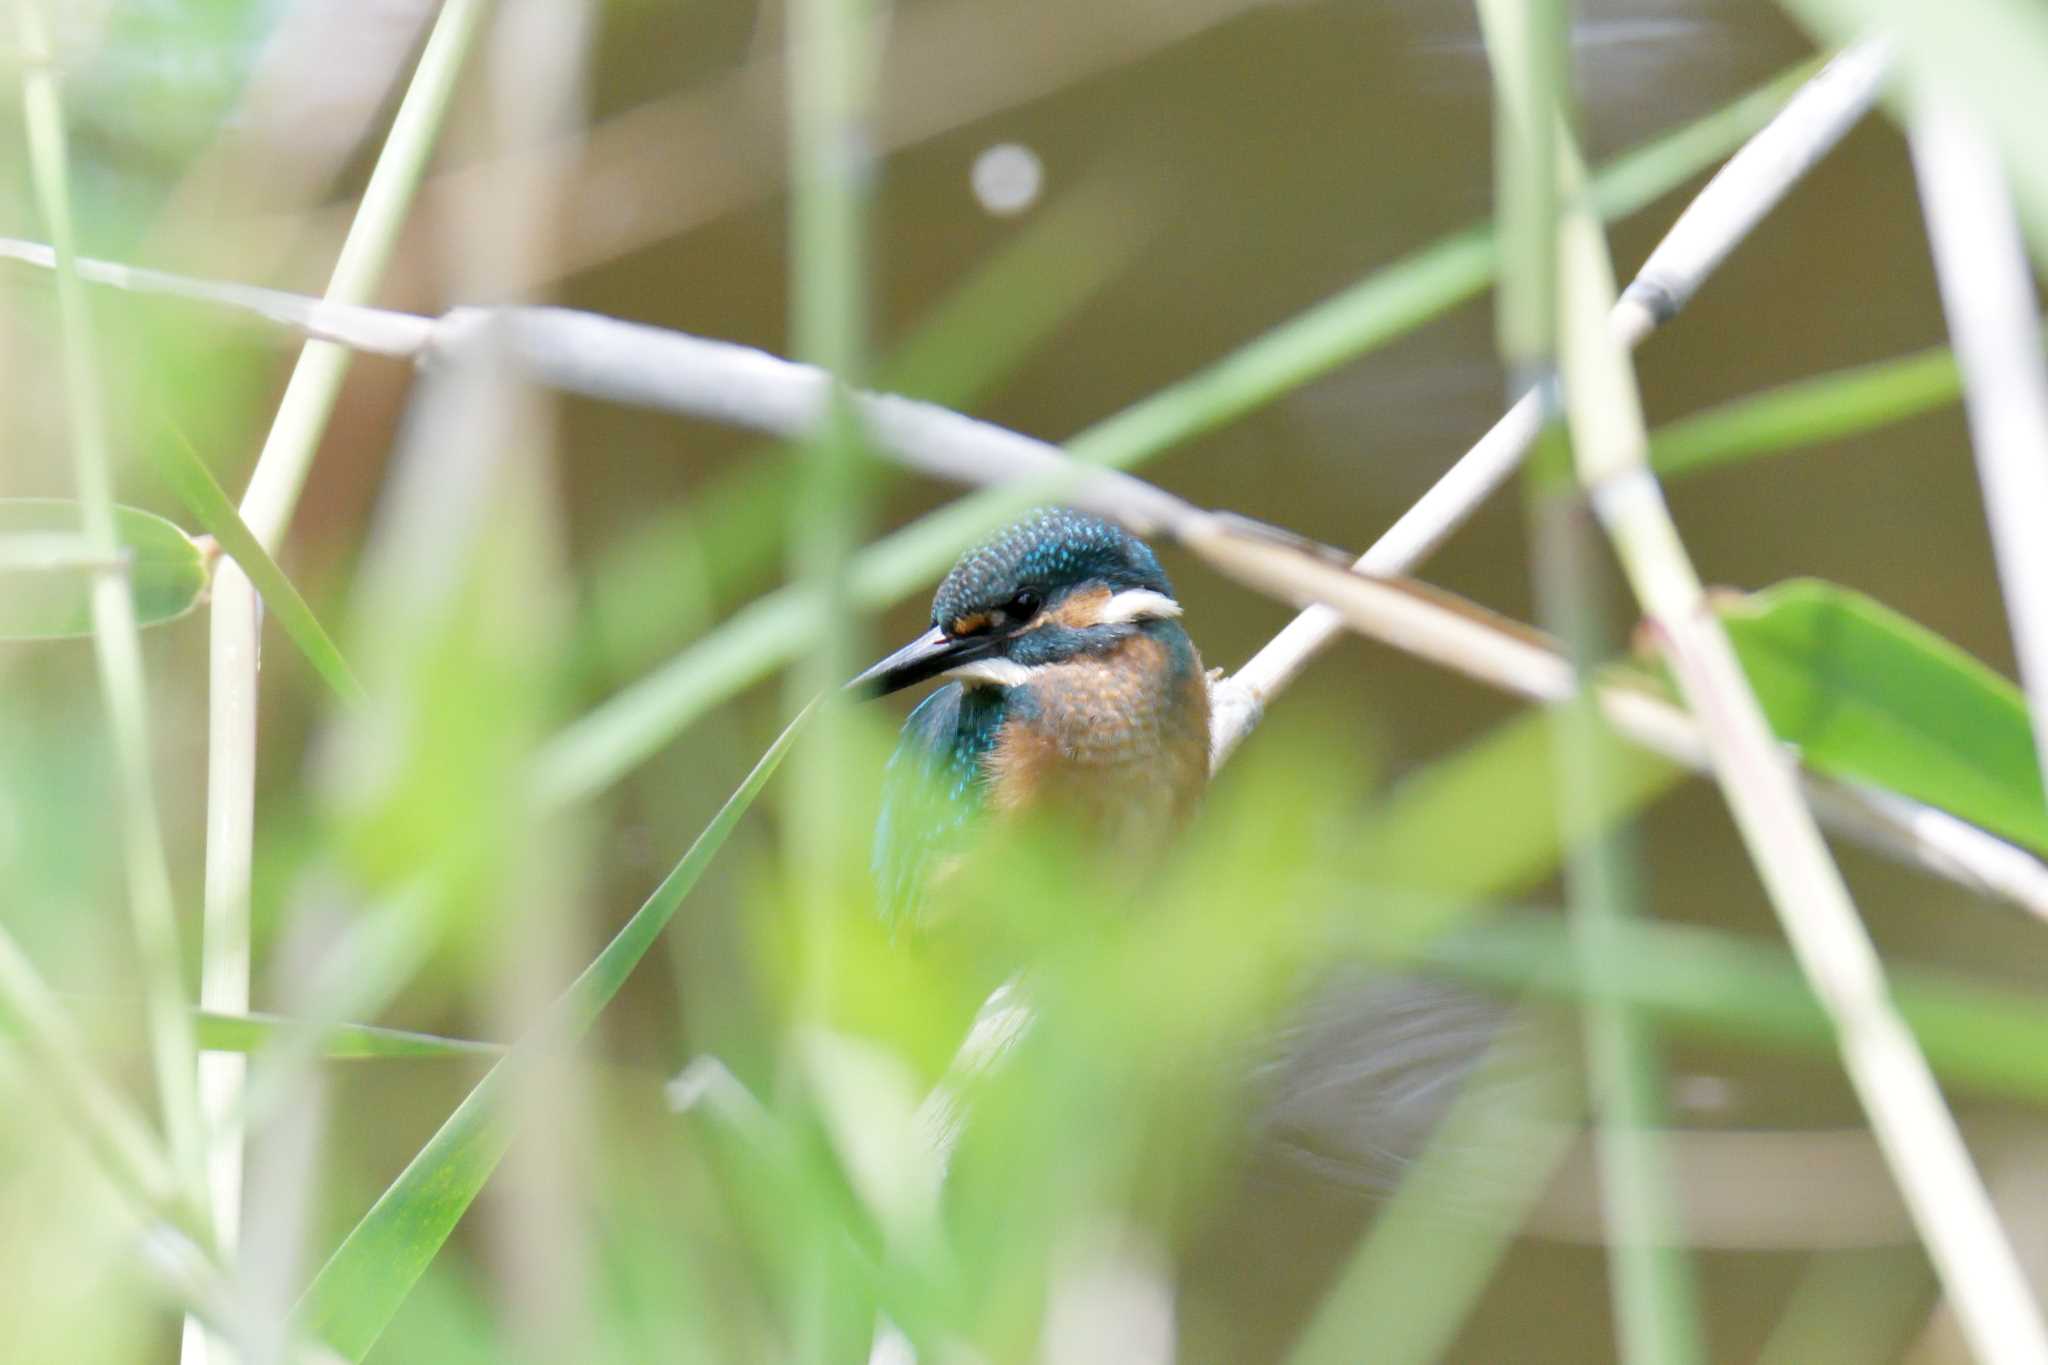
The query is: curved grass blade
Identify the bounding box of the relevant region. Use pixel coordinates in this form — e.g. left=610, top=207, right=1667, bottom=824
left=1717, top=579, right=2048, bottom=854
left=152, top=417, right=365, bottom=704
left=1650, top=341, right=1962, bottom=477
left=293, top=705, right=810, bottom=1361
left=0, top=498, right=206, bottom=638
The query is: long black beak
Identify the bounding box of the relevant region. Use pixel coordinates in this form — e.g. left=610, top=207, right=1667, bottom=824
left=848, top=625, right=996, bottom=697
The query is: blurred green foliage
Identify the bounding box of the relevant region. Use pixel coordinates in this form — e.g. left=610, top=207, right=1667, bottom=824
left=5, top=4, right=2048, bottom=1364
left=0, top=498, right=205, bottom=637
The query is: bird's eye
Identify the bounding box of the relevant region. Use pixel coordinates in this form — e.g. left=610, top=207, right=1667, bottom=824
left=1006, top=589, right=1042, bottom=622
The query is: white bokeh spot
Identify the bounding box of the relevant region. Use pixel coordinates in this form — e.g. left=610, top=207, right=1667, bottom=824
left=970, top=143, right=1044, bottom=217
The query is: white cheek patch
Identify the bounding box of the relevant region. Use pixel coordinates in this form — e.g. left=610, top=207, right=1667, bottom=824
left=944, top=657, right=1040, bottom=689
left=1095, top=588, right=1182, bottom=625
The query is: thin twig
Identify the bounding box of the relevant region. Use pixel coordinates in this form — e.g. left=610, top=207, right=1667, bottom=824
left=1620, top=37, right=1893, bottom=326
left=14, top=0, right=212, bottom=1237
left=1910, top=99, right=2048, bottom=798
left=1209, top=38, right=1892, bottom=768
left=1553, top=102, right=2048, bottom=1365
left=0, top=235, right=435, bottom=355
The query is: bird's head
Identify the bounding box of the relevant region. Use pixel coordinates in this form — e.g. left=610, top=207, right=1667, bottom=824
left=854, top=507, right=1183, bottom=697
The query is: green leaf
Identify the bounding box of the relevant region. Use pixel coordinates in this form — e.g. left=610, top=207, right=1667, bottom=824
left=192, top=1010, right=501, bottom=1061
left=152, top=418, right=366, bottom=704
left=1650, top=342, right=1963, bottom=477
left=1421, top=910, right=2048, bottom=1106
left=0, top=499, right=206, bottom=639
left=1716, top=579, right=2047, bottom=854
left=294, top=705, right=810, bottom=1361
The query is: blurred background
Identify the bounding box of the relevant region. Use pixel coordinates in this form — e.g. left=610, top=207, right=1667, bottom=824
left=0, top=1, right=2041, bottom=1362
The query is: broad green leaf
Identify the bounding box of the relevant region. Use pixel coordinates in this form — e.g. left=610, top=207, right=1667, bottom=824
left=0, top=499, right=206, bottom=639
left=153, top=418, right=365, bottom=704
left=1716, top=579, right=2047, bottom=854
left=294, top=706, right=809, bottom=1361
left=192, top=1010, right=501, bottom=1061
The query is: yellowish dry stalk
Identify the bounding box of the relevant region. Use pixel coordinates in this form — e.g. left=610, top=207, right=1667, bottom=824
left=1553, top=116, right=2048, bottom=1365
left=1210, top=39, right=1891, bottom=768
left=1910, top=99, right=2048, bottom=801
left=193, top=3, right=495, bottom=1362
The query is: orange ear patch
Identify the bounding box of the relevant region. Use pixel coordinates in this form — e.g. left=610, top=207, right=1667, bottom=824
left=1043, top=585, right=1112, bottom=630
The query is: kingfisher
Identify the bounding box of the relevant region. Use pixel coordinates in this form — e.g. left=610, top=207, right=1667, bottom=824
left=852, top=508, right=1525, bottom=1190
left=854, top=507, right=1213, bottom=919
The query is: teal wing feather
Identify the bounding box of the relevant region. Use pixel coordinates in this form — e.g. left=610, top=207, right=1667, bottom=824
left=873, top=682, right=998, bottom=923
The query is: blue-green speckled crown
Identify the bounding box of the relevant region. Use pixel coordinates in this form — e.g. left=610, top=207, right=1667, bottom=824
left=930, top=508, right=1173, bottom=627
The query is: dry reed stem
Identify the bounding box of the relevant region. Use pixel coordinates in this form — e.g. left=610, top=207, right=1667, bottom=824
left=192, top=3, right=494, bottom=1361
left=1554, top=107, right=2048, bottom=1365
left=1212, top=37, right=1892, bottom=766
left=1910, top=100, right=2048, bottom=802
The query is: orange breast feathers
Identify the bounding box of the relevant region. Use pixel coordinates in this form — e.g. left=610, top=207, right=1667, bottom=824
left=985, top=631, right=1212, bottom=840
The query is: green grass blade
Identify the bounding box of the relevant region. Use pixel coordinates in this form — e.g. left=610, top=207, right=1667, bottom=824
left=152, top=417, right=365, bottom=704
left=1718, top=579, right=2048, bottom=853
left=1755, top=1249, right=1934, bottom=1365
left=1650, top=341, right=1962, bottom=476
left=192, top=1010, right=501, bottom=1061
left=0, top=498, right=207, bottom=638
left=1420, top=911, right=2048, bottom=1105
left=293, top=706, right=810, bottom=1361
